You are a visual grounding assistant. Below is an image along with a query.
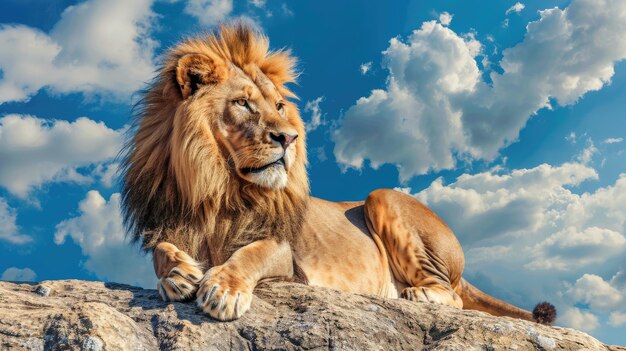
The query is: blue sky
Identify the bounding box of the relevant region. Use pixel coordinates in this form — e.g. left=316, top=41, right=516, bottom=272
left=1, top=0, right=626, bottom=345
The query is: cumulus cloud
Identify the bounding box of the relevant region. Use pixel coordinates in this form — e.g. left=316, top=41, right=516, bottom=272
left=0, top=198, right=31, bottom=244
left=360, top=62, right=373, bottom=75
left=184, top=0, right=233, bottom=26
left=334, top=20, right=481, bottom=180
left=465, top=245, right=511, bottom=264
left=439, top=12, right=453, bottom=26
left=603, top=137, right=624, bottom=144
left=565, top=274, right=623, bottom=312
left=566, top=132, right=577, bottom=143
left=0, top=0, right=157, bottom=104
left=0, top=114, right=124, bottom=198
left=54, top=191, right=155, bottom=288
left=281, top=3, right=294, bottom=16
left=611, top=270, right=626, bottom=287
left=315, top=146, right=327, bottom=162
left=334, top=0, right=626, bottom=181
left=560, top=307, right=600, bottom=332
left=415, top=162, right=598, bottom=244
left=529, top=227, right=625, bottom=270
left=607, top=272, right=626, bottom=326
left=249, top=0, right=265, bottom=8
left=409, top=160, right=626, bottom=332
left=414, top=161, right=626, bottom=269
left=576, top=140, right=598, bottom=164
left=1, top=267, right=36, bottom=281
left=93, top=163, right=120, bottom=188
left=609, top=311, right=626, bottom=327
left=304, top=96, right=325, bottom=132
left=505, top=2, right=525, bottom=15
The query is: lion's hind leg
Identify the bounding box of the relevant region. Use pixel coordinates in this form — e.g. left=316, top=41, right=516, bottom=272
left=153, top=242, right=204, bottom=301
left=400, top=281, right=463, bottom=308
left=364, top=189, right=464, bottom=309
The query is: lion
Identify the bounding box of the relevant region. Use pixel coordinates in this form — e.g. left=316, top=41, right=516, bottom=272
left=120, top=23, right=556, bottom=324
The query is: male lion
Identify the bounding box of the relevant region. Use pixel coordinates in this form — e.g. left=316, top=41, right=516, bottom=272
left=121, top=23, right=556, bottom=324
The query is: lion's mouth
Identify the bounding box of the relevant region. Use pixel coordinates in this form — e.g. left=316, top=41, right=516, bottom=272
left=241, top=157, right=286, bottom=174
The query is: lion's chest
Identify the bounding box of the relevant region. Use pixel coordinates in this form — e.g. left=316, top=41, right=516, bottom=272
left=294, top=199, right=393, bottom=296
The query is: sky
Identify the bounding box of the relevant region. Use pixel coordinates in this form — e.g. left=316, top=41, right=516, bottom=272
left=1, top=0, right=625, bottom=345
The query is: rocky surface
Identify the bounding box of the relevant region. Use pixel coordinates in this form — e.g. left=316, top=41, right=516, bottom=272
left=0, top=280, right=624, bottom=351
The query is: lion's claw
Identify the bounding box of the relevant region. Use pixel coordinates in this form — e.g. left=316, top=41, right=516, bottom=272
left=157, top=262, right=203, bottom=302
left=196, top=266, right=252, bottom=321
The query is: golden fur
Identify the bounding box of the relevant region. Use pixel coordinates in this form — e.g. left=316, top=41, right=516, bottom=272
left=121, top=24, right=309, bottom=265
left=121, top=23, right=556, bottom=324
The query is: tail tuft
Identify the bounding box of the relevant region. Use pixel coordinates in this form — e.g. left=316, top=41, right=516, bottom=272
left=532, top=302, right=557, bottom=325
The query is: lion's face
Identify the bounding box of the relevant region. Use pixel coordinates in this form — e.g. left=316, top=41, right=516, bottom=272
left=175, top=53, right=304, bottom=190
left=214, top=67, right=300, bottom=189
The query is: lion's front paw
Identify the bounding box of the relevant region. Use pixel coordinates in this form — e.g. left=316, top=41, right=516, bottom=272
left=196, top=265, right=253, bottom=321
left=157, top=261, right=203, bottom=302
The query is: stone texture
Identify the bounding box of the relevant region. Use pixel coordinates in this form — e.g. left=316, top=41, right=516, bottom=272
left=0, top=280, right=624, bottom=351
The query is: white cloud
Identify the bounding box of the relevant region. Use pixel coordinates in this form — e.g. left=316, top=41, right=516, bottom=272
left=360, top=61, right=373, bottom=75
left=334, top=20, right=481, bottom=180
left=414, top=162, right=598, bottom=244
left=0, top=0, right=157, bottom=104
left=0, top=115, right=124, bottom=198
left=393, top=187, right=412, bottom=195
left=1, top=267, right=36, bottom=281
left=281, top=3, right=294, bottom=16
left=408, top=159, right=626, bottom=332
left=611, top=269, right=626, bottom=287
left=506, top=2, right=525, bottom=15
left=184, top=0, right=233, bottom=26
left=0, top=197, right=31, bottom=244
left=439, top=12, right=453, bottom=26
left=576, top=139, right=598, bottom=165
left=560, top=307, right=600, bottom=332
left=466, top=245, right=511, bottom=264
left=609, top=311, right=626, bottom=327
left=528, top=227, right=625, bottom=270
left=54, top=191, right=156, bottom=288
left=304, top=96, right=325, bottom=132
left=333, top=0, right=626, bottom=181
left=315, top=146, right=327, bottom=162
left=249, top=0, right=265, bottom=8
left=414, top=161, right=626, bottom=269
left=565, top=274, right=623, bottom=312
left=566, top=131, right=577, bottom=143
left=93, top=163, right=120, bottom=188
left=603, top=137, right=623, bottom=144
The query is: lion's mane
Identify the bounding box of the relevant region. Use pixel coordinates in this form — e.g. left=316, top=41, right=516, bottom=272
left=120, top=24, right=309, bottom=266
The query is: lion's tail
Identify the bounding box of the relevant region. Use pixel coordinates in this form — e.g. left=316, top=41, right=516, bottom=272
left=456, top=278, right=556, bottom=325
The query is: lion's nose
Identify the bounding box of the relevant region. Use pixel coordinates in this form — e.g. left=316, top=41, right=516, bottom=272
left=269, top=132, right=298, bottom=149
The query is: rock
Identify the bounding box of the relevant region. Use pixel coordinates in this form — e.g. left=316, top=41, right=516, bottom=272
left=34, top=285, right=51, bottom=297
left=0, top=280, right=623, bottom=351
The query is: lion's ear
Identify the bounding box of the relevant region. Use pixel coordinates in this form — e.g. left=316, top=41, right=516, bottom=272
left=175, top=54, right=227, bottom=99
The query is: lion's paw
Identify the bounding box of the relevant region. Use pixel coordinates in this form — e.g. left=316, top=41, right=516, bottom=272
left=196, top=265, right=253, bottom=321
left=401, top=286, right=463, bottom=308
left=157, top=260, right=203, bottom=302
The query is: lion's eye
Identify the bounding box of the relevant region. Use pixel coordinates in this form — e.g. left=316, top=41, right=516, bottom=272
left=276, top=102, right=285, bottom=112
left=234, top=98, right=254, bottom=113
